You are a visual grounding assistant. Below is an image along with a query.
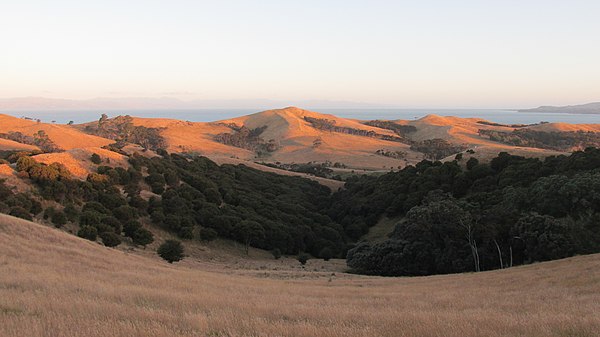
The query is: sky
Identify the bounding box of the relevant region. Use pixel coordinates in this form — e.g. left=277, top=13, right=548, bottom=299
left=1, top=0, right=599, bottom=108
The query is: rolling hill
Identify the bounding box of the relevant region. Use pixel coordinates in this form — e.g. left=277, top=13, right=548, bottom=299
left=1, top=213, right=599, bottom=337
left=0, top=114, right=113, bottom=151
left=1, top=107, right=599, bottom=183
left=124, top=107, right=577, bottom=170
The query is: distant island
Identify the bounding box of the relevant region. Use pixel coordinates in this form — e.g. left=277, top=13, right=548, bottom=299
left=520, top=102, right=600, bottom=114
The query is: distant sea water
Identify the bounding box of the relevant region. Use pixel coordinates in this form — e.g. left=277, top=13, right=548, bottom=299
left=2, top=108, right=600, bottom=125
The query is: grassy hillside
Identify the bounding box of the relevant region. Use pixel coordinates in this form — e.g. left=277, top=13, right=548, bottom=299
left=1, top=213, right=599, bottom=337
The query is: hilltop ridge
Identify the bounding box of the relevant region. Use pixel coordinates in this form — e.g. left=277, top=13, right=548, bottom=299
left=1, top=107, right=598, bottom=180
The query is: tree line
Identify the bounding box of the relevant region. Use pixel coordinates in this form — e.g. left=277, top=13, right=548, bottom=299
left=337, top=149, right=600, bottom=275
left=3, top=147, right=600, bottom=274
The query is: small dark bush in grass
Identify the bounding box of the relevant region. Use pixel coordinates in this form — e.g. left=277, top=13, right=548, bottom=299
left=77, top=226, right=98, bottom=241
left=100, top=232, right=121, bottom=247
left=297, top=253, right=310, bottom=266
left=90, top=153, right=102, bottom=164
left=271, top=248, right=282, bottom=260
left=132, top=228, right=154, bottom=247
left=157, top=240, right=184, bottom=263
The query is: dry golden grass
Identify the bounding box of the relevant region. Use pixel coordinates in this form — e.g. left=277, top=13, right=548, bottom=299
left=1, top=213, right=600, bottom=337
left=32, top=147, right=129, bottom=178
left=0, top=138, right=39, bottom=152
left=0, top=114, right=113, bottom=150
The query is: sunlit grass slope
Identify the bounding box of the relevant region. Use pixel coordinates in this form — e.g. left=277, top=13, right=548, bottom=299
left=1, top=214, right=599, bottom=337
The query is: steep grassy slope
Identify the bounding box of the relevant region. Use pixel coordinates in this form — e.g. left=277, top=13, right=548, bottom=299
left=1, top=213, right=599, bottom=337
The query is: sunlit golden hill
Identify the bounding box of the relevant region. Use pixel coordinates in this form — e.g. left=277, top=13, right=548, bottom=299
left=2, top=107, right=599, bottom=181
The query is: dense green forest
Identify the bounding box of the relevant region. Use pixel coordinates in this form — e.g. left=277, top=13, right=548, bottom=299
left=337, top=149, right=600, bottom=275
left=3, top=147, right=600, bottom=276
left=0, top=150, right=344, bottom=258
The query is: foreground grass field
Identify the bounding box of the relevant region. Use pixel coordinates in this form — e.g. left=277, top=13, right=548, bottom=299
left=1, top=214, right=599, bottom=337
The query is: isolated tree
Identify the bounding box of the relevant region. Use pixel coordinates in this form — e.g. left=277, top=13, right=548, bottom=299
left=297, top=253, right=310, bottom=266
left=157, top=240, right=184, bottom=263
left=67, top=121, right=74, bottom=125
left=271, top=248, right=282, bottom=260
left=319, top=247, right=334, bottom=261
left=90, top=153, right=102, bottom=164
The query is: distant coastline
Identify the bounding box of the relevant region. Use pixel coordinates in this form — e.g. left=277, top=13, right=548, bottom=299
left=519, top=102, right=600, bottom=115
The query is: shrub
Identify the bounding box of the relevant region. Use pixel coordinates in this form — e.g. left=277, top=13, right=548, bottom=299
left=319, top=247, right=334, bottom=261
left=77, top=226, right=98, bottom=241
left=0, top=202, right=8, bottom=213
left=100, top=232, right=121, bottom=247
left=112, top=205, right=138, bottom=223
left=271, top=248, right=282, bottom=260
left=297, top=253, right=310, bottom=266
left=79, top=211, right=102, bottom=227
left=16, top=156, right=37, bottom=172
left=51, top=211, right=68, bottom=227
left=200, top=227, right=217, bottom=242
left=132, top=228, right=154, bottom=247
left=43, top=206, right=55, bottom=220
left=466, top=157, right=479, bottom=170
left=157, top=240, right=184, bottom=263
left=123, top=220, right=142, bottom=238
left=101, top=216, right=123, bottom=234
left=63, top=204, right=80, bottom=222
left=9, top=206, right=32, bottom=220
left=178, top=226, right=194, bottom=239
left=30, top=200, right=43, bottom=215
left=90, top=153, right=102, bottom=164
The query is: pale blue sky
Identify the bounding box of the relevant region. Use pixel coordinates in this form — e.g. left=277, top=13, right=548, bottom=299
left=1, top=0, right=599, bottom=107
